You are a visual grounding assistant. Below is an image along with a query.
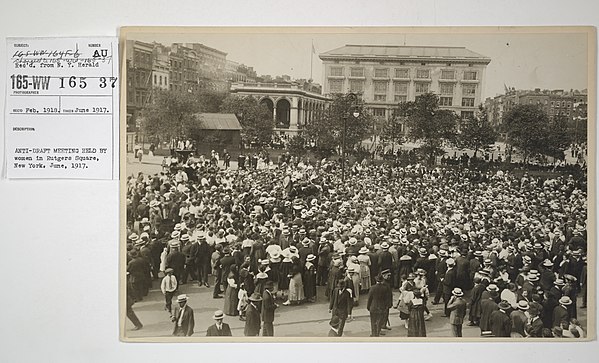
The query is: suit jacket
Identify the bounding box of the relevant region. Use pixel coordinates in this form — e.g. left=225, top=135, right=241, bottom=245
left=490, top=310, right=512, bottom=337
left=442, top=268, right=457, bottom=294
left=552, top=305, right=569, bottom=328
left=261, top=290, right=276, bottom=323
left=510, top=310, right=528, bottom=336
left=244, top=303, right=261, bottom=336
left=480, top=299, right=498, bottom=332
left=367, top=282, right=392, bottom=312
left=172, top=305, right=195, bottom=336
left=455, top=256, right=471, bottom=289
left=527, top=317, right=544, bottom=337
left=206, top=323, right=232, bottom=336
left=329, top=288, right=352, bottom=319
left=446, top=296, right=467, bottom=325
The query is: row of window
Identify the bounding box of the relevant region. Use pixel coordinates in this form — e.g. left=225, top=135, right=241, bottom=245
left=153, top=74, right=169, bottom=86
left=370, top=108, right=475, bottom=120
left=330, top=67, right=478, bottom=80
left=329, top=79, right=477, bottom=96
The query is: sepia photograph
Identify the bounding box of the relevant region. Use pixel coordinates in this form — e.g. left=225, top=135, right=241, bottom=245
left=120, top=27, right=595, bottom=341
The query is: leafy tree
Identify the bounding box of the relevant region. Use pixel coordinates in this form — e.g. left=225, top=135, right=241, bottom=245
left=197, top=90, right=227, bottom=113
left=380, top=115, right=404, bottom=154
left=304, top=93, right=373, bottom=158
left=397, top=93, right=458, bottom=165
left=503, top=104, right=570, bottom=163
left=142, top=89, right=202, bottom=141
left=220, top=95, right=274, bottom=147
left=456, top=105, right=497, bottom=157
left=287, top=134, right=307, bottom=158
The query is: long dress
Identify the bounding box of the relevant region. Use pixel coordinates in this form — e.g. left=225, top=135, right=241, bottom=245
left=407, top=298, right=427, bottom=337
left=288, top=271, right=305, bottom=303
left=279, top=260, right=292, bottom=290
left=224, top=276, right=239, bottom=316
left=358, top=254, right=371, bottom=291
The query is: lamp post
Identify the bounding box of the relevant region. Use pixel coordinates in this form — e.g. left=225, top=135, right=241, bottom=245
left=341, top=92, right=360, bottom=182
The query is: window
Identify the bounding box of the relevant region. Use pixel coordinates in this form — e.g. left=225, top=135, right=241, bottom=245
left=463, top=71, right=478, bottom=80
left=159, top=75, right=162, bottom=85
left=551, top=101, right=555, bottom=107
left=462, top=98, right=475, bottom=107
left=416, top=69, right=430, bottom=79
left=394, top=68, right=410, bottom=78
left=374, top=81, right=388, bottom=94
left=374, top=68, right=389, bottom=78
left=440, top=83, right=454, bottom=95
left=555, top=101, right=559, bottom=108
left=562, top=101, right=566, bottom=107
left=154, top=74, right=157, bottom=85
left=374, top=95, right=387, bottom=102
left=394, top=95, right=407, bottom=103
left=415, top=82, right=429, bottom=94
left=372, top=108, right=386, bottom=117
left=349, top=79, right=364, bottom=92
left=440, top=97, right=453, bottom=106
left=462, top=84, right=477, bottom=96
left=350, top=67, right=364, bottom=77
left=394, top=82, right=408, bottom=94
left=461, top=111, right=475, bottom=119
left=567, top=102, right=571, bottom=108
left=330, top=67, right=344, bottom=77
left=441, top=70, right=455, bottom=79
left=329, top=79, right=343, bottom=93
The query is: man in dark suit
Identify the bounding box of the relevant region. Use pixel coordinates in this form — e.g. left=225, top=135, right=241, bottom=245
left=367, top=274, right=392, bottom=337
left=244, top=293, right=262, bottom=336
left=433, top=250, right=448, bottom=304
left=446, top=287, right=467, bottom=337
left=171, top=294, right=194, bottom=336
left=329, top=279, right=352, bottom=336
left=442, top=258, right=457, bottom=317
left=261, top=281, right=278, bottom=336
left=480, top=293, right=498, bottom=335
left=552, top=296, right=571, bottom=328
left=206, top=310, right=232, bottom=336
left=454, top=250, right=471, bottom=290
left=489, top=300, right=512, bottom=337
left=526, top=307, right=544, bottom=337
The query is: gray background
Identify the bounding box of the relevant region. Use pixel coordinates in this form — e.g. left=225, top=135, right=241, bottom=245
left=0, top=0, right=597, bottom=362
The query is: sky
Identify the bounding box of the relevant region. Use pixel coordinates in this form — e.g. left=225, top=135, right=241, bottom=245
left=128, top=28, right=591, bottom=99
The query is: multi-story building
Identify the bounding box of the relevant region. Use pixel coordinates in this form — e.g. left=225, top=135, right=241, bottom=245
left=125, top=40, right=154, bottom=131
left=151, top=43, right=170, bottom=91
left=485, top=88, right=588, bottom=130
left=187, top=43, right=228, bottom=92
left=319, top=44, right=491, bottom=130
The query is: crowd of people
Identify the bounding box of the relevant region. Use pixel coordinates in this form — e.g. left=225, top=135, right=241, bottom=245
left=126, top=151, right=588, bottom=338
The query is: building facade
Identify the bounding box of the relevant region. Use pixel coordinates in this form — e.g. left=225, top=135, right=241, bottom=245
left=230, top=82, right=329, bottom=136
left=485, top=88, right=588, bottom=134
left=319, top=44, right=491, bottom=129
left=125, top=40, right=154, bottom=131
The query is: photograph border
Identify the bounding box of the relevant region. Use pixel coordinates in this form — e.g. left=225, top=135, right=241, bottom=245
left=119, top=25, right=596, bottom=342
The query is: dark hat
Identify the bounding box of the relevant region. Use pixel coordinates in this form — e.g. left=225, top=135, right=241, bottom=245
left=498, top=300, right=511, bottom=310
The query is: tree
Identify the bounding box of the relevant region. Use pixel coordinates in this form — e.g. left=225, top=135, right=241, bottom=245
left=142, top=89, right=202, bottom=142
left=303, top=93, right=373, bottom=158
left=456, top=105, right=497, bottom=157
left=503, top=104, right=570, bottom=163
left=287, top=134, right=307, bottom=158
left=380, top=115, right=404, bottom=154
left=397, top=93, right=458, bottom=165
left=219, top=95, right=274, bottom=147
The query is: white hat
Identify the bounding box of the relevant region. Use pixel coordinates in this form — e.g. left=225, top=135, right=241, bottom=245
left=177, top=294, right=188, bottom=302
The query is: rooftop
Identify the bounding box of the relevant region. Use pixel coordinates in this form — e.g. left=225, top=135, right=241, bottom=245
left=320, top=44, right=490, bottom=63
left=192, top=113, right=241, bottom=131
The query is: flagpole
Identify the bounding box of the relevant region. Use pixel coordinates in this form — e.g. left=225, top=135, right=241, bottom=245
left=310, top=40, right=314, bottom=81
